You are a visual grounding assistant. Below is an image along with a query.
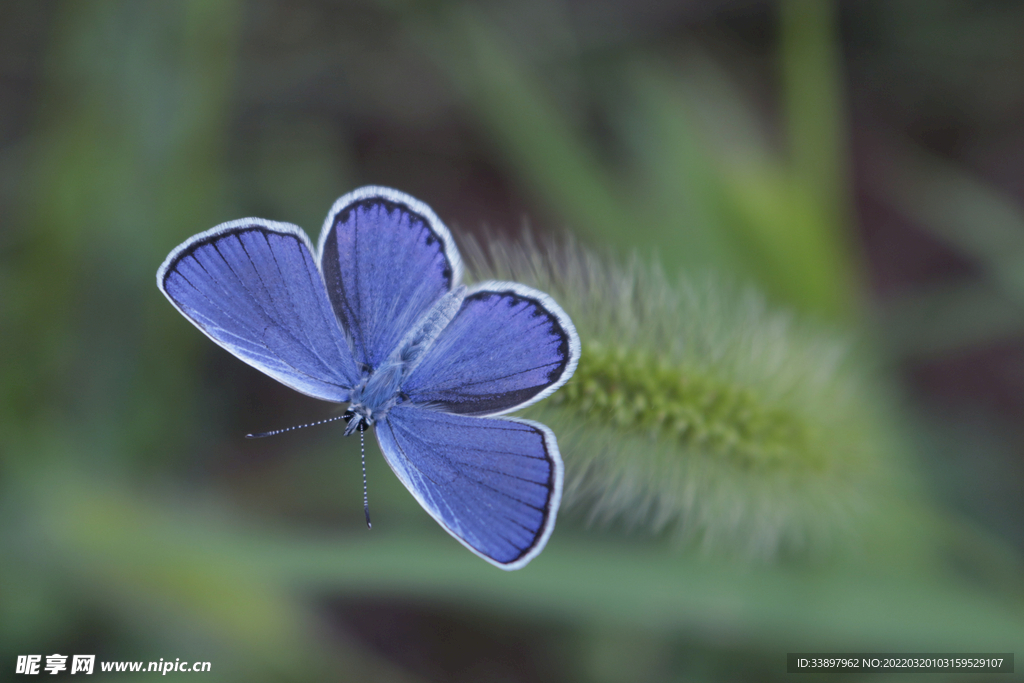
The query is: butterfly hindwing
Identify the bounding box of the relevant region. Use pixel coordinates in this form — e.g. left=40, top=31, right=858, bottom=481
left=401, top=282, right=581, bottom=416
left=376, top=405, right=563, bottom=570
left=158, top=220, right=359, bottom=402
left=317, top=187, right=463, bottom=369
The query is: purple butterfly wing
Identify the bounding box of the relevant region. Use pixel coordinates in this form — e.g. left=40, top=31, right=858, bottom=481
left=317, top=187, right=463, bottom=369
left=401, top=282, right=580, bottom=416
left=376, top=405, right=563, bottom=569
left=158, top=220, right=359, bottom=402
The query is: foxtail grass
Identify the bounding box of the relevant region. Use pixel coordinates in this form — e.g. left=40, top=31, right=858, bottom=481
left=464, top=235, right=897, bottom=559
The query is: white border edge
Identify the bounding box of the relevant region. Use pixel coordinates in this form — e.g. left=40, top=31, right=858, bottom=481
left=156, top=217, right=317, bottom=298
left=463, top=280, right=582, bottom=417
left=493, top=417, right=564, bottom=571
left=315, top=185, right=465, bottom=288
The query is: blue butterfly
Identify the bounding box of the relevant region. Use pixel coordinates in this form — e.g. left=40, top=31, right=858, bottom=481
left=157, top=186, right=579, bottom=569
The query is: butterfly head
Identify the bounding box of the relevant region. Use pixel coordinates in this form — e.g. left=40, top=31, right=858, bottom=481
left=344, top=360, right=407, bottom=435
left=342, top=410, right=366, bottom=437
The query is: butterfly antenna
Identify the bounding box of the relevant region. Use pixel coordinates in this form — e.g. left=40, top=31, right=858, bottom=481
left=244, top=414, right=350, bottom=439
left=360, top=422, right=372, bottom=529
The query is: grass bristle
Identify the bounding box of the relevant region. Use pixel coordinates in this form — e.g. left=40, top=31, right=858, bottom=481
left=463, top=234, right=897, bottom=560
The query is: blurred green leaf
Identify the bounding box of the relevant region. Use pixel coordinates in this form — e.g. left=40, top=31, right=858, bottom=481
left=883, top=281, right=1024, bottom=357
left=413, top=4, right=637, bottom=253
left=408, top=2, right=864, bottom=323
left=866, top=133, right=1024, bottom=357
left=874, top=136, right=1024, bottom=306
left=780, top=0, right=849, bottom=230
left=270, top=536, right=1024, bottom=652
left=2, top=0, right=245, bottom=465
left=617, top=63, right=749, bottom=272
left=33, top=473, right=1024, bottom=653
left=9, top=467, right=426, bottom=682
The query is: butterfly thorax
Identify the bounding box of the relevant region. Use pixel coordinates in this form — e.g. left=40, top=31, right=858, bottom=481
left=345, top=361, right=407, bottom=434
left=344, top=286, right=468, bottom=436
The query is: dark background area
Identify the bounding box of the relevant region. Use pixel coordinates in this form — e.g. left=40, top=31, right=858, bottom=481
left=2, top=1, right=1023, bottom=681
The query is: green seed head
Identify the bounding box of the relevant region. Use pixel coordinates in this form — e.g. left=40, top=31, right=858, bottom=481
left=464, top=234, right=899, bottom=560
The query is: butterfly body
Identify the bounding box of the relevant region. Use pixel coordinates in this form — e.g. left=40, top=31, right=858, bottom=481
left=344, top=283, right=469, bottom=435
left=158, top=186, right=579, bottom=569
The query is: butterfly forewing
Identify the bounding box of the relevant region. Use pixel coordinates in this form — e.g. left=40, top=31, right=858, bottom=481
left=158, top=221, right=359, bottom=402
left=317, top=187, right=463, bottom=368
left=401, top=282, right=581, bottom=416
left=376, top=405, right=562, bottom=569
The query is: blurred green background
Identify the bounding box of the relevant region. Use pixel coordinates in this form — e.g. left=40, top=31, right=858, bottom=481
left=2, top=0, right=1024, bottom=680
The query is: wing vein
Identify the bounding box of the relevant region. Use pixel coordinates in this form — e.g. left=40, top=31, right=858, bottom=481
left=171, top=252, right=349, bottom=391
